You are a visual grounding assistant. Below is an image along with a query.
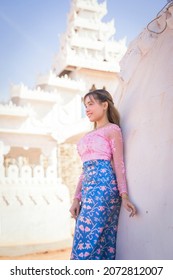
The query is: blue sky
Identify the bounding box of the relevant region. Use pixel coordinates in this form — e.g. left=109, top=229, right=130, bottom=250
left=0, top=0, right=167, bottom=102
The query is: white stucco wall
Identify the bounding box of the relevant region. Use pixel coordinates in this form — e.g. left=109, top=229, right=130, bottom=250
left=116, top=7, right=173, bottom=259
left=0, top=183, right=72, bottom=256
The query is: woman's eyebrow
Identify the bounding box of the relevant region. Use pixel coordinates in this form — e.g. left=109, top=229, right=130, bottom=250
left=85, top=99, right=93, bottom=105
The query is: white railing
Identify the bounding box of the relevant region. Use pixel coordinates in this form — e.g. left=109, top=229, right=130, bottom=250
left=36, top=71, right=85, bottom=91
left=11, top=83, right=59, bottom=103
left=0, top=101, right=32, bottom=117
left=0, top=164, right=59, bottom=185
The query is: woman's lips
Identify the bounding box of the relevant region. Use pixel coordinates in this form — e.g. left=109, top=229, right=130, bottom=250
left=87, top=113, right=92, bottom=118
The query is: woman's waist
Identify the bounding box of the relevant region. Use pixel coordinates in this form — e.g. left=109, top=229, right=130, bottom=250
left=82, top=159, right=116, bottom=180
left=81, top=153, right=111, bottom=163
left=82, top=158, right=112, bottom=168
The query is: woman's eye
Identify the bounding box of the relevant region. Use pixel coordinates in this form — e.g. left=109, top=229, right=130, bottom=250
left=85, top=103, right=90, bottom=108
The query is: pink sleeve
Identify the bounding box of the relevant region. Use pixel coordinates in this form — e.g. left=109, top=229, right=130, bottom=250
left=109, top=125, right=128, bottom=196
left=73, top=172, right=83, bottom=201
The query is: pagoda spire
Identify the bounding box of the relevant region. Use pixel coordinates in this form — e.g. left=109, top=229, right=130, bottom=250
left=52, top=0, right=127, bottom=76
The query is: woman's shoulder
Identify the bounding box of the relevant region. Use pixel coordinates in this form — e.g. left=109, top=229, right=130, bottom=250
left=104, top=123, right=121, bottom=139
left=106, top=123, right=121, bottom=132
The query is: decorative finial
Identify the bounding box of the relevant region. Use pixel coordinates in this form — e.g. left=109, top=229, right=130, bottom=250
left=90, top=84, right=96, bottom=91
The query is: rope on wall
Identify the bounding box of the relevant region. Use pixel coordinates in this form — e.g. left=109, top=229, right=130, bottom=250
left=147, top=1, right=173, bottom=34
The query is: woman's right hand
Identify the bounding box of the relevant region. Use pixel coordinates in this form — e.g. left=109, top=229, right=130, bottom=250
left=69, top=198, right=80, bottom=219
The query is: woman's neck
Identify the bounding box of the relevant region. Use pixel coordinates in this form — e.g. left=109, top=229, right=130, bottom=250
left=95, top=119, right=110, bottom=129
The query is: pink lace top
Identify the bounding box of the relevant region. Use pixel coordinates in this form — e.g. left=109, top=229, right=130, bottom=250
left=74, top=123, right=128, bottom=200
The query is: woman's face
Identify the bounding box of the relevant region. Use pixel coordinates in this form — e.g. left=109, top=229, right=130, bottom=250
left=84, top=95, right=107, bottom=122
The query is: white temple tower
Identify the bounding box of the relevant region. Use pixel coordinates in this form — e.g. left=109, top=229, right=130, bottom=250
left=52, top=0, right=127, bottom=93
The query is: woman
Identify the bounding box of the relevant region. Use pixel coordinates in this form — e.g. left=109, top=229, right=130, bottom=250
left=70, top=89, right=136, bottom=260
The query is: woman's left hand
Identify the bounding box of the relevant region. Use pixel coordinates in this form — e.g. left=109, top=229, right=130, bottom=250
left=122, top=197, right=137, bottom=217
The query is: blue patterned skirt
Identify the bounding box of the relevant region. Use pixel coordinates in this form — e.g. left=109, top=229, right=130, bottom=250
left=70, top=159, right=121, bottom=260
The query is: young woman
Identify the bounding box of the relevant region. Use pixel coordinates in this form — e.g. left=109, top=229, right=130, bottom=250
left=70, top=89, right=136, bottom=260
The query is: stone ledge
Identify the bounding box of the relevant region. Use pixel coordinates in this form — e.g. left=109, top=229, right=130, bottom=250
left=0, top=238, right=72, bottom=257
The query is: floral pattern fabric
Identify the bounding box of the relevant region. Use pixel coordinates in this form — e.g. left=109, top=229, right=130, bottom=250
left=71, top=159, right=121, bottom=260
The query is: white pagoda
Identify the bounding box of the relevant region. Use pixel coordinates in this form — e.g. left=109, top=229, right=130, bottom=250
left=52, top=0, right=126, bottom=92
left=0, top=0, right=126, bottom=257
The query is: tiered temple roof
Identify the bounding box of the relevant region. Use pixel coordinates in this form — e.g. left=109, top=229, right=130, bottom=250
left=53, top=0, right=127, bottom=75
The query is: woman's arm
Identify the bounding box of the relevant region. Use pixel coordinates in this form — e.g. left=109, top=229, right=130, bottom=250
left=109, top=125, right=128, bottom=195
left=73, top=171, right=83, bottom=201
left=70, top=171, right=83, bottom=219
left=109, top=125, right=136, bottom=217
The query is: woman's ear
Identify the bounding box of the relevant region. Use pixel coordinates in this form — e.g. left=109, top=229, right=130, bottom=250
left=103, top=101, right=108, bottom=110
